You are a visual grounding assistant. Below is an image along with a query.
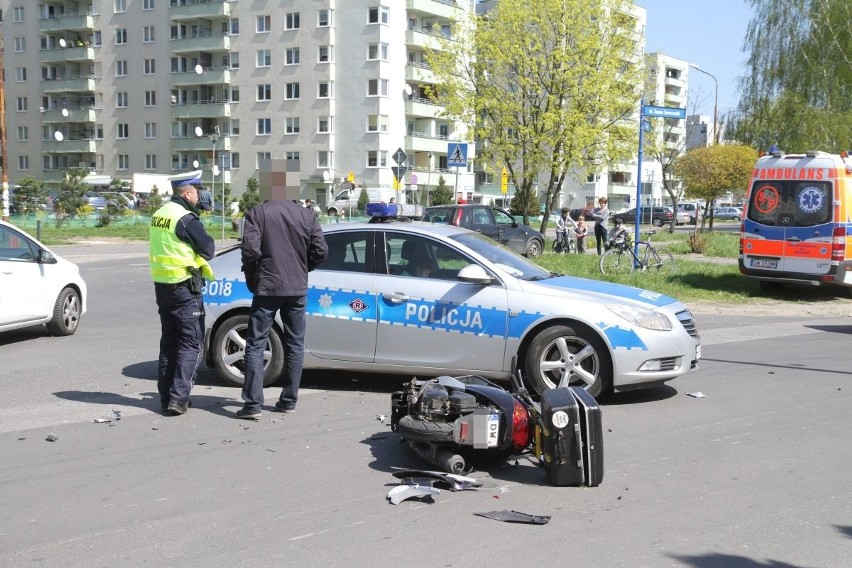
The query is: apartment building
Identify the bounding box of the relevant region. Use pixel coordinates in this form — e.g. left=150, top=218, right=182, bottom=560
left=0, top=0, right=475, bottom=207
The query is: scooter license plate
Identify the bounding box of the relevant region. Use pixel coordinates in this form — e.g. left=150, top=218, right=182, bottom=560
left=486, top=413, right=500, bottom=448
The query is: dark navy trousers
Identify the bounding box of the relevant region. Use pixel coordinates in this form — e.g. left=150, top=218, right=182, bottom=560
left=154, top=282, right=205, bottom=407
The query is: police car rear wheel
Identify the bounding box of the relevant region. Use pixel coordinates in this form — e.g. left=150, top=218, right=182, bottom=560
left=212, top=314, right=283, bottom=387
left=526, top=324, right=612, bottom=398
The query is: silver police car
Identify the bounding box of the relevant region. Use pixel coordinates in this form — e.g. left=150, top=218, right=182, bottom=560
left=202, top=221, right=700, bottom=397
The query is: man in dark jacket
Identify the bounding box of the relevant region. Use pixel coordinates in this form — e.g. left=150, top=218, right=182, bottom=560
left=236, top=199, right=327, bottom=420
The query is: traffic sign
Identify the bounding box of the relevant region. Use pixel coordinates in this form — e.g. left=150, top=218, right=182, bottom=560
left=642, top=105, right=686, bottom=119
left=501, top=167, right=508, bottom=194
left=392, top=165, right=407, bottom=181
left=392, top=148, right=408, bottom=165
left=347, top=171, right=355, bottom=182
left=409, top=174, right=418, bottom=184
left=447, top=143, right=468, bottom=168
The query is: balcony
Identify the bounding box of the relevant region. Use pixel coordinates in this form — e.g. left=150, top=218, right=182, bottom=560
left=41, top=107, right=97, bottom=124
left=40, top=45, right=95, bottom=63
left=170, top=33, right=230, bottom=54
left=172, top=136, right=232, bottom=152
left=405, top=131, right=452, bottom=154
left=405, top=96, right=442, bottom=118
left=43, top=139, right=97, bottom=154
left=406, top=0, right=460, bottom=19
left=406, top=26, right=453, bottom=50
left=41, top=76, right=97, bottom=94
left=39, top=13, right=95, bottom=33
left=170, top=0, right=233, bottom=21
left=171, top=67, right=231, bottom=87
left=171, top=100, right=231, bottom=119
left=405, top=63, right=436, bottom=84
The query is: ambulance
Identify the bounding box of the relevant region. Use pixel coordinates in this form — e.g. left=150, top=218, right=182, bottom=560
left=740, top=149, right=852, bottom=290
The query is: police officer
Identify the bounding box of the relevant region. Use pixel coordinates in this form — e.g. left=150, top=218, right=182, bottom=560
left=149, top=171, right=215, bottom=416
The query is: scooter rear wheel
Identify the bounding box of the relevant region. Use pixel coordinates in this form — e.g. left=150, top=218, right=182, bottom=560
left=396, top=415, right=455, bottom=443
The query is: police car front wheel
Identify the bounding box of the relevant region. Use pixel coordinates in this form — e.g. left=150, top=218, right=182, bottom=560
left=525, top=324, right=612, bottom=398
left=211, top=314, right=283, bottom=388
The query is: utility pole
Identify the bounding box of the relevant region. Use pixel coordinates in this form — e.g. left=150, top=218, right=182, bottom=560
left=1, top=34, right=9, bottom=221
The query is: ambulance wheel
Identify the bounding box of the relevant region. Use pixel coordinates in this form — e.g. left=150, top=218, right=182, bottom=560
left=211, top=314, right=283, bottom=387
left=526, top=324, right=612, bottom=397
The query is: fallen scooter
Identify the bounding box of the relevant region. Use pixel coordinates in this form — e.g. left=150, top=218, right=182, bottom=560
left=390, top=367, right=604, bottom=487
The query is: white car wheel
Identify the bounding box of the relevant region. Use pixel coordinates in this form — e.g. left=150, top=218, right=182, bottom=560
left=46, top=287, right=82, bottom=336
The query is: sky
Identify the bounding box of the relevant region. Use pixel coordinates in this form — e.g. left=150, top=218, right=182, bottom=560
left=638, top=0, right=755, bottom=119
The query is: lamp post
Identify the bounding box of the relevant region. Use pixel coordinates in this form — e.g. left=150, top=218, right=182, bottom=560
left=688, top=64, right=719, bottom=145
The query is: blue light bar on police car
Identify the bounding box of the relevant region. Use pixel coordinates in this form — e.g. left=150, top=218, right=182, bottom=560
left=366, top=202, right=424, bottom=219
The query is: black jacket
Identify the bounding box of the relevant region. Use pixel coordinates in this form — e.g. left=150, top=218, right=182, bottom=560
left=240, top=200, right=328, bottom=296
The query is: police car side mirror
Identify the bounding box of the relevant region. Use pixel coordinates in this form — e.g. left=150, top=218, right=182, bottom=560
left=457, top=264, right=493, bottom=285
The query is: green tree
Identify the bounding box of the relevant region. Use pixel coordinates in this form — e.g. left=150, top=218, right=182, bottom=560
left=730, top=0, right=852, bottom=152
left=357, top=187, right=369, bottom=212
left=239, top=176, right=261, bottom=213
left=426, top=0, right=642, bottom=228
left=430, top=175, right=454, bottom=205
left=11, top=176, right=48, bottom=216
left=141, top=184, right=165, bottom=216
left=509, top=191, right=540, bottom=218
left=54, top=168, right=90, bottom=225
left=673, top=145, right=757, bottom=231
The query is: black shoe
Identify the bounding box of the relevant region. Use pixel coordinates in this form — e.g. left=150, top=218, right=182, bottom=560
left=235, top=407, right=261, bottom=421
left=273, top=401, right=296, bottom=413
left=166, top=401, right=189, bottom=416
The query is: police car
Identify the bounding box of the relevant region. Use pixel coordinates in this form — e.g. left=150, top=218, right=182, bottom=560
left=202, top=219, right=700, bottom=397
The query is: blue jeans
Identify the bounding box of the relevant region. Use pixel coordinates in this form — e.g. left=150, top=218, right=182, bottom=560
left=242, top=295, right=307, bottom=411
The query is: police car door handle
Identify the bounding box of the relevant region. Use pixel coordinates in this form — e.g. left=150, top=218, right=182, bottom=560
left=384, top=292, right=410, bottom=304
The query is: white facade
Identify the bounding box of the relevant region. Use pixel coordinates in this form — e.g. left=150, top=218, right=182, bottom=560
left=0, top=0, right=475, bottom=208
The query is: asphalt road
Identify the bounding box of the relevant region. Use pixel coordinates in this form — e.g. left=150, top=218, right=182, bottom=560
left=1, top=244, right=850, bottom=568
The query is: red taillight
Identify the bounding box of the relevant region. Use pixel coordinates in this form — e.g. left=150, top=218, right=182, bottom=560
left=831, top=227, right=846, bottom=261
left=510, top=399, right=532, bottom=452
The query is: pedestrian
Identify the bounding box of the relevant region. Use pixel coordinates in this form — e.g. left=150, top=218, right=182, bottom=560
left=574, top=218, right=588, bottom=253
left=149, top=171, right=215, bottom=416
left=554, top=207, right=574, bottom=252
left=593, top=196, right=610, bottom=255
left=197, top=186, right=213, bottom=212
left=236, top=196, right=328, bottom=420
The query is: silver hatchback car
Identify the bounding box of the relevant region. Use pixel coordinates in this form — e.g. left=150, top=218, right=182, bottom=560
left=202, top=221, right=700, bottom=397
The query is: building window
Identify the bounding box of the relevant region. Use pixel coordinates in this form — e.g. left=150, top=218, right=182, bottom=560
left=13, top=7, right=24, bottom=22
left=145, top=154, right=157, bottom=170
left=144, top=59, right=156, bottom=75
left=95, top=124, right=104, bottom=139
left=286, top=12, right=300, bottom=30
left=118, top=155, right=130, bottom=170
left=318, top=45, right=332, bottom=63
left=93, top=31, right=102, bottom=47
left=229, top=19, right=240, bottom=35
left=14, top=37, right=26, bottom=53
left=116, top=28, right=127, bottom=45
left=286, top=152, right=300, bottom=160
left=145, top=122, right=156, bottom=138
left=115, top=0, right=127, bottom=13
left=286, top=83, right=300, bottom=100
left=318, top=151, right=333, bottom=168
left=230, top=120, right=240, bottom=136
left=286, top=47, right=300, bottom=65
left=318, top=82, right=332, bottom=98
left=257, top=84, right=271, bottom=101
left=117, top=60, right=128, bottom=76
left=286, top=117, right=300, bottom=134
left=317, top=116, right=333, bottom=133
left=367, top=114, right=388, bottom=132
left=256, top=50, right=271, bottom=67
left=229, top=52, right=240, bottom=69
left=256, top=15, right=271, bottom=33
left=18, top=156, right=29, bottom=170
left=367, top=150, right=388, bottom=168
left=143, top=26, right=155, bottom=43
left=230, top=86, right=240, bottom=103
left=257, top=152, right=272, bottom=168
left=143, top=0, right=154, bottom=10
left=367, top=79, right=388, bottom=97
left=15, top=68, right=27, bottom=82
left=257, top=118, right=272, bottom=135
left=117, top=92, right=128, bottom=108
left=367, top=43, right=388, bottom=61
left=16, top=98, right=28, bottom=112
left=17, top=126, right=28, bottom=142
left=368, top=6, right=389, bottom=24
left=145, top=91, right=156, bottom=106
left=318, top=9, right=332, bottom=27
left=117, top=124, right=129, bottom=139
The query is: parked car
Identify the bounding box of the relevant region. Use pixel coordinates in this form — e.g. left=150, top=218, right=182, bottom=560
left=202, top=220, right=701, bottom=397
left=672, top=207, right=690, bottom=225
left=423, top=204, right=545, bottom=257
left=569, top=207, right=599, bottom=222
left=0, top=220, right=87, bottom=336
left=713, top=206, right=743, bottom=221
left=616, top=206, right=675, bottom=227
left=680, top=203, right=703, bottom=224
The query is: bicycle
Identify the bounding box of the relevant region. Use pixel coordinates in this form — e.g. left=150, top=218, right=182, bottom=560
left=552, top=229, right=576, bottom=254
left=599, top=229, right=675, bottom=275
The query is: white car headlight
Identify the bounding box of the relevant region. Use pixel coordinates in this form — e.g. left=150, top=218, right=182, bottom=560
left=605, top=304, right=672, bottom=331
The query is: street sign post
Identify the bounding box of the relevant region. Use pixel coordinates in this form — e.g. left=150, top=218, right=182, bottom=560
left=642, top=105, right=687, bottom=119
left=447, top=143, right=467, bottom=167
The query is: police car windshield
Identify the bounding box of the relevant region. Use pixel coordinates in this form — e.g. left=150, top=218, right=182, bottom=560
left=451, top=232, right=552, bottom=281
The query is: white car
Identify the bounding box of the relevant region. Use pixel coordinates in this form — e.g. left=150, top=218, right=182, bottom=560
left=0, top=220, right=87, bottom=336
left=202, top=221, right=700, bottom=397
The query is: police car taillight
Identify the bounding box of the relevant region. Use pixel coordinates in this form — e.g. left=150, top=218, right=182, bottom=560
left=831, top=227, right=846, bottom=261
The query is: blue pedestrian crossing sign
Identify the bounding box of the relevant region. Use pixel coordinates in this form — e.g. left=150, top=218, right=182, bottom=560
left=447, top=143, right=468, bottom=168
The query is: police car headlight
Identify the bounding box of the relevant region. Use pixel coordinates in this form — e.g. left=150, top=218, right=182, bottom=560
left=606, top=304, right=672, bottom=331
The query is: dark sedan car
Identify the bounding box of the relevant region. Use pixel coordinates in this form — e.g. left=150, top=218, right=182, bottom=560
left=569, top=207, right=599, bottom=222
left=615, top=206, right=675, bottom=227
left=423, top=204, right=544, bottom=257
